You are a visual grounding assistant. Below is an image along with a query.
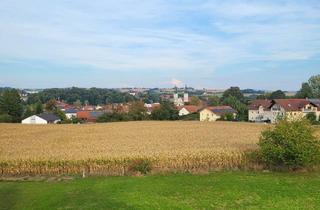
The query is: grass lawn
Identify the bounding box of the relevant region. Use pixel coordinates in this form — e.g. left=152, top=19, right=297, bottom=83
left=1, top=172, right=320, bottom=210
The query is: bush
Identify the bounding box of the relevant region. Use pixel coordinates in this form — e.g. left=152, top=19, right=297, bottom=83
left=306, top=112, right=319, bottom=125
left=128, top=159, right=152, bottom=175
left=179, top=113, right=199, bottom=121
left=258, top=119, right=320, bottom=170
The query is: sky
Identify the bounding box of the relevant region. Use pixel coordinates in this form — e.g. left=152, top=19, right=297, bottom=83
left=0, top=0, right=319, bottom=90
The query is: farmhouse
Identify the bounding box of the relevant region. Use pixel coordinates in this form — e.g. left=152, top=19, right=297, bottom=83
left=248, top=99, right=320, bottom=123
left=248, top=100, right=273, bottom=123
left=200, top=106, right=237, bottom=121
left=64, top=108, right=78, bottom=119
left=178, top=105, right=199, bottom=116
left=21, top=113, right=60, bottom=124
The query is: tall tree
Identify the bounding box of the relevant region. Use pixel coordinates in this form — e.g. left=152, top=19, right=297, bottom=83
left=221, top=87, right=244, bottom=102
left=35, top=102, right=43, bottom=114
left=45, top=99, right=57, bottom=112
left=269, top=90, right=286, bottom=99
left=222, top=96, right=248, bottom=121
left=308, top=75, right=320, bottom=98
left=189, top=96, right=200, bottom=106
left=296, top=83, right=313, bottom=99
left=151, top=101, right=179, bottom=120
left=128, top=101, right=147, bottom=120
left=207, top=96, right=220, bottom=106
left=0, top=89, right=23, bottom=122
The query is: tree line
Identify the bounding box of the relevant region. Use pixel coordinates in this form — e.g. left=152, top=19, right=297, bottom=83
left=27, top=87, right=136, bottom=105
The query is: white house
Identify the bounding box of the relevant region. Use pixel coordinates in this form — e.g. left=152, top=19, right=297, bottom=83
left=178, top=105, right=199, bottom=116
left=248, top=100, right=273, bottom=123
left=64, top=108, right=78, bottom=119
left=22, top=113, right=60, bottom=124
left=200, top=106, right=237, bottom=122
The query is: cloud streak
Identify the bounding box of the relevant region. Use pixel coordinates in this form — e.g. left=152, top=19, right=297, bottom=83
left=0, top=0, right=319, bottom=89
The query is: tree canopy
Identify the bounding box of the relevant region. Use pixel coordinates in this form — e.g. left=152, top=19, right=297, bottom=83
left=269, top=90, right=286, bottom=99
left=27, top=87, right=136, bottom=105
left=221, top=87, right=244, bottom=102
left=0, top=89, right=23, bottom=122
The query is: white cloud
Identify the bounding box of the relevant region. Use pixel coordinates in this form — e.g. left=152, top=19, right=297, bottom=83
left=170, top=78, right=183, bottom=87
left=0, top=0, right=319, bottom=76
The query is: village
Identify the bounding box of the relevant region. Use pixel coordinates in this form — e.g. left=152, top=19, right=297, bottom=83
left=20, top=89, right=320, bottom=125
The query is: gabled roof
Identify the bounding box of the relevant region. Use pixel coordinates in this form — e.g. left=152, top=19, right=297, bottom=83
left=204, top=106, right=237, bottom=116
left=64, top=108, right=78, bottom=114
left=248, top=100, right=272, bottom=110
left=271, top=99, right=315, bottom=111
left=179, top=105, right=199, bottom=113
left=36, top=113, right=60, bottom=122
left=309, top=99, right=320, bottom=107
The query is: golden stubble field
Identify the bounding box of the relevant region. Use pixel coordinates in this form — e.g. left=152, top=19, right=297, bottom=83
left=0, top=121, right=265, bottom=161
left=2, top=121, right=315, bottom=176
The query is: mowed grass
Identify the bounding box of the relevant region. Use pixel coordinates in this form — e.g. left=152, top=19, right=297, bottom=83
left=1, top=172, right=320, bottom=210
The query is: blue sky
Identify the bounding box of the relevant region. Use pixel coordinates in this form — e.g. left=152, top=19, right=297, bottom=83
left=0, top=0, right=319, bottom=90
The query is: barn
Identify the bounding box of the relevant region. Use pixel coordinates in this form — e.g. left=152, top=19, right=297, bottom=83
left=21, top=113, right=61, bottom=124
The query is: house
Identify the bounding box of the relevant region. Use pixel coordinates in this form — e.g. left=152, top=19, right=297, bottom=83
left=22, top=113, right=60, bottom=124
left=56, top=101, right=71, bottom=111
left=144, top=103, right=161, bottom=115
left=200, top=106, right=237, bottom=122
left=77, top=111, right=104, bottom=123
left=248, top=99, right=320, bottom=123
left=64, top=108, right=78, bottom=119
left=178, top=105, right=199, bottom=116
left=248, top=100, right=273, bottom=122
left=270, top=99, right=319, bottom=122
left=82, top=105, right=95, bottom=111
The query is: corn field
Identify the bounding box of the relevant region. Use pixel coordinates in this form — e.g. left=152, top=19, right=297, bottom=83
left=0, top=121, right=269, bottom=176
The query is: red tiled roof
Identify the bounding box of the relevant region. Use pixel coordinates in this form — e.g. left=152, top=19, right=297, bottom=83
left=77, top=111, right=91, bottom=119
left=272, top=99, right=311, bottom=111
left=180, top=105, right=199, bottom=113
left=248, top=100, right=272, bottom=110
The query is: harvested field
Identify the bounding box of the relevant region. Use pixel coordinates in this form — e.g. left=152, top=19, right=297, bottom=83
left=0, top=121, right=271, bottom=176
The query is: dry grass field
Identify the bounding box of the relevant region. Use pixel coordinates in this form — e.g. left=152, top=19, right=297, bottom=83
left=1, top=121, right=317, bottom=176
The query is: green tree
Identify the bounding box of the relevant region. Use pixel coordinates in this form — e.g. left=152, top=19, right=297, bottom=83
left=189, top=96, right=200, bottom=106
left=151, top=102, right=179, bottom=120
left=0, top=89, right=23, bottom=122
left=258, top=119, right=320, bottom=169
left=221, top=87, right=244, bottom=102
left=35, top=102, right=43, bottom=114
left=308, top=75, right=320, bottom=98
left=54, top=108, right=67, bottom=122
left=73, top=99, right=82, bottom=108
left=269, top=90, right=286, bottom=99
left=296, top=83, right=313, bottom=99
left=305, top=112, right=318, bottom=125
left=23, top=106, right=35, bottom=118
left=128, top=101, right=148, bottom=120
left=222, top=96, right=247, bottom=121
left=45, top=99, right=57, bottom=112
left=207, top=96, right=220, bottom=106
